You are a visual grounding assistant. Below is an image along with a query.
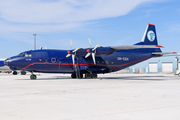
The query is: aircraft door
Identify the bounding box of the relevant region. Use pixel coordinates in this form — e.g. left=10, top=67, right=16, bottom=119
left=57, top=59, right=62, bottom=70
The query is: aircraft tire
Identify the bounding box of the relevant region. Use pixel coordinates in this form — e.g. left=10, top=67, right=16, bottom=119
left=85, top=73, right=91, bottom=79
left=13, top=71, right=18, bottom=75
left=85, top=73, right=98, bottom=79
left=92, top=73, right=97, bottom=79
left=71, top=74, right=76, bottom=78
left=71, top=73, right=83, bottom=78
left=21, top=71, right=26, bottom=75
left=30, top=74, right=37, bottom=80
left=79, top=73, right=83, bottom=78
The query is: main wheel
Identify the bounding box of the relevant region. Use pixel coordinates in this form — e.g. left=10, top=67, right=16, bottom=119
left=71, top=73, right=83, bottom=79
left=85, top=73, right=91, bottom=79
left=85, top=73, right=98, bottom=79
left=78, top=73, right=83, bottom=78
left=71, top=73, right=76, bottom=78
left=92, top=73, right=97, bottom=79
left=30, top=74, right=37, bottom=80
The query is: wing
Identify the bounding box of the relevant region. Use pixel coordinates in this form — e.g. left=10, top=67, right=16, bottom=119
left=111, top=45, right=163, bottom=51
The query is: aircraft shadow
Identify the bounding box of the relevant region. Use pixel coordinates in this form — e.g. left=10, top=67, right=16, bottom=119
left=98, top=75, right=169, bottom=81
left=15, top=75, right=174, bottom=81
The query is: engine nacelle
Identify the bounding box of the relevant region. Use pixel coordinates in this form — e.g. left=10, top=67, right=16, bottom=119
left=75, top=47, right=114, bottom=57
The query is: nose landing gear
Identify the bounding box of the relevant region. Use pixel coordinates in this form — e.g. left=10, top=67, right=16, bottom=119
left=12, top=71, right=18, bottom=75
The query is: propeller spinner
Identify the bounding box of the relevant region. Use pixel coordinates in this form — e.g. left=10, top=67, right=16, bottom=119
left=85, top=38, right=100, bottom=65
left=66, top=39, right=79, bottom=66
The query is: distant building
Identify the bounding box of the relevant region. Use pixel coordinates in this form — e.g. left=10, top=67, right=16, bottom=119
left=117, top=55, right=180, bottom=74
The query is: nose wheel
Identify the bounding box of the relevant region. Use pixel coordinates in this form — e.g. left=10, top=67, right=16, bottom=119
left=13, top=71, right=18, bottom=75
left=30, top=74, right=37, bottom=80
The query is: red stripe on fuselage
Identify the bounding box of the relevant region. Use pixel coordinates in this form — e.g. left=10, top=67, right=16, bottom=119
left=21, top=55, right=153, bottom=71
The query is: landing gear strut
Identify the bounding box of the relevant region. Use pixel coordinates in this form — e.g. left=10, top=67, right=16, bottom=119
left=30, top=74, right=37, bottom=80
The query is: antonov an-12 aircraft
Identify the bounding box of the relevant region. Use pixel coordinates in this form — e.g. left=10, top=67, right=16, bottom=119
left=4, top=24, right=176, bottom=79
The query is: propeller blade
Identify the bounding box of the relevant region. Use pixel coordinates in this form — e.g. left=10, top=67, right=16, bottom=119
left=73, top=47, right=79, bottom=53
left=85, top=53, right=91, bottom=58
left=88, top=38, right=92, bottom=47
left=92, top=53, right=96, bottom=65
left=72, top=54, right=75, bottom=65
left=66, top=54, right=71, bottom=58
left=93, top=44, right=100, bottom=51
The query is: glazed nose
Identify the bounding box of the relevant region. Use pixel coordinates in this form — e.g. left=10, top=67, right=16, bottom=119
left=4, top=58, right=11, bottom=66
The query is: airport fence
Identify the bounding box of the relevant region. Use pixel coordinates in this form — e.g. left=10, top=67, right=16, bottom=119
left=113, top=68, right=177, bottom=74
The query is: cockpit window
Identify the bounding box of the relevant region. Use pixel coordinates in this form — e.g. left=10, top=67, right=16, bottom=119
left=18, top=53, right=25, bottom=57
left=18, top=52, right=32, bottom=57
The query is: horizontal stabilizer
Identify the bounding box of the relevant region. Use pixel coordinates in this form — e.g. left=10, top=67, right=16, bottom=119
left=111, top=45, right=163, bottom=51
left=152, top=52, right=177, bottom=56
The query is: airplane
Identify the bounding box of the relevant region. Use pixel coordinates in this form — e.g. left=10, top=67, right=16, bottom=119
left=0, top=58, right=12, bottom=73
left=4, top=24, right=176, bottom=79
left=0, top=59, right=4, bottom=67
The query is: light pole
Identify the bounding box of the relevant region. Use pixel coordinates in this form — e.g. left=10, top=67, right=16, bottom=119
left=175, top=56, right=179, bottom=70
left=33, top=34, right=37, bottom=50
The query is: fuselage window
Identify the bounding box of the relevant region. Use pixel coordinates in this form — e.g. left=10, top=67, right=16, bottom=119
left=105, top=60, right=109, bottom=64
left=45, top=59, right=48, bottom=63
left=25, top=54, right=32, bottom=57
left=51, top=58, right=56, bottom=63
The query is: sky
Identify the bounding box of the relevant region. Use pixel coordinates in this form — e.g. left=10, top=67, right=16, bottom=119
left=0, top=0, right=180, bottom=58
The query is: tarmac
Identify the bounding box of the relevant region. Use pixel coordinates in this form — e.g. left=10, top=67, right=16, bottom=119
left=0, top=73, right=180, bottom=120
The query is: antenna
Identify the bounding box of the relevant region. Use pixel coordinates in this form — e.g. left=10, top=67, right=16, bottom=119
left=33, top=34, right=37, bottom=50
left=70, top=39, right=73, bottom=49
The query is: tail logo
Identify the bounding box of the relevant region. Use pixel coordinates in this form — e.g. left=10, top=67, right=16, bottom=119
left=147, top=30, right=155, bottom=42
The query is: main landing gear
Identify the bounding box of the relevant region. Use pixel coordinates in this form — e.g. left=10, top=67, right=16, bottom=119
left=85, top=73, right=98, bottom=79
left=30, top=74, right=37, bottom=80
left=71, top=73, right=98, bottom=79
left=71, top=73, right=83, bottom=79
left=30, top=71, right=36, bottom=80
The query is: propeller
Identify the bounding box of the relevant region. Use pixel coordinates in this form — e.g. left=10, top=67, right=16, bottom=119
left=66, top=39, right=79, bottom=66
left=85, top=38, right=100, bottom=65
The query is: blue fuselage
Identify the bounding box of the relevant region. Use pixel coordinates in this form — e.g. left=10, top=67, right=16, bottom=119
left=5, top=48, right=157, bottom=74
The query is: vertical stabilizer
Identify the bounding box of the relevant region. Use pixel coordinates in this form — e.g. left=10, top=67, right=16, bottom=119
left=141, top=23, right=158, bottom=45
